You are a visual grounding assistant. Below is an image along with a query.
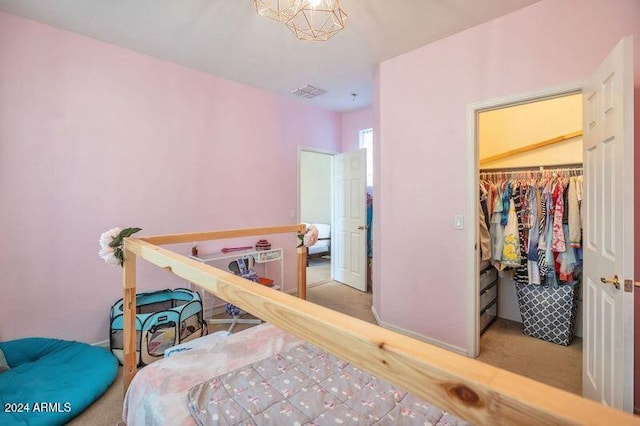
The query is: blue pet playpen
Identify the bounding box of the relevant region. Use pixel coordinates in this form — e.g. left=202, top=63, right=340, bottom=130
left=110, top=288, right=207, bottom=366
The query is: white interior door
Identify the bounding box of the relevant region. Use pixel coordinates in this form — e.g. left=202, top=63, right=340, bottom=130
left=582, top=36, right=634, bottom=411
left=333, top=149, right=367, bottom=291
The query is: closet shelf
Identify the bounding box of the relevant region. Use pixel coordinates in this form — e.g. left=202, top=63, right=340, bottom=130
left=479, top=130, right=582, bottom=166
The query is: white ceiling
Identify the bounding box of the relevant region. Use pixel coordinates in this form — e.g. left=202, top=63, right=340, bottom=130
left=0, top=0, right=540, bottom=112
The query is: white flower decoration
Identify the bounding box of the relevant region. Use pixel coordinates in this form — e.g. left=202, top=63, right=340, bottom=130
left=99, top=246, right=119, bottom=265
left=303, top=225, right=319, bottom=247
left=99, top=227, right=121, bottom=249
left=98, top=226, right=142, bottom=267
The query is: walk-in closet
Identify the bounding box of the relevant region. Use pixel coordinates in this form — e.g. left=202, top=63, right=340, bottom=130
left=475, top=93, right=584, bottom=395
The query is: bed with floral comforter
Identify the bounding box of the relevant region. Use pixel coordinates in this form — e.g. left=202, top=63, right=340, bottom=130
left=123, top=324, right=467, bottom=426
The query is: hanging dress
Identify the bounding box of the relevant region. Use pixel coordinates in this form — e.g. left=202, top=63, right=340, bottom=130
left=558, top=224, right=578, bottom=281
left=551, top=179, right=567, bottom=253
left=568, top=176, right=581, bottom=247
left=500, top=182, right=511, bottom=226
left=543, top=182, right=559, bottom=287
left=490, top=185, right=505, bottom=269
left=527, top=185, right=541, bottom=285
left=538, top=181, right=553, bottom=280
left=479, top=187, right=492, bottom=261
left=512, top=182, right=530, bottom=285
left=501, top=187, right=521, bottom=268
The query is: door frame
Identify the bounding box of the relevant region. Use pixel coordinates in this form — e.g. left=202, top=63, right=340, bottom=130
left=297, top=146, right=337, bottom=281
left=465, top=80, right=586, bottom=358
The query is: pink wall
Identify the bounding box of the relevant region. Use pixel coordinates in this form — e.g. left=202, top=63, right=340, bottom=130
left=340, top=107, right=373, bottom=152
left=374, top=0, right=640, bottom=351
left=0, top=11, right=340, bottom=343
left=634, top=87, right=639, bottom=413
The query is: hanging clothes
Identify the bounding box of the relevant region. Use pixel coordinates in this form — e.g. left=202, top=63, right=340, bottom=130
left=490, top=185, right=505, bottom=270
left=568, top=177, right=581, bottom=247
left=558, top=225, right=579, bottom=280
left=527, top=186, right=540, bottom=262
left=527, top=186, right=541, bottom=285
left=551, top=179, right=567, bottom=253
left=502, top=197, right=521, bottom=267
left=500, top=182, right=511, bottom=226
left=512, top=183, right=529, bottom=285
left=479, top=188, right=492, bottom=261
left=536, top=184, right=548, bottom=280
left=478, top=167, right=583, bottom=287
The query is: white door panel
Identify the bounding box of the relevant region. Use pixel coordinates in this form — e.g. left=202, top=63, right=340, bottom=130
left=333, top=149, right=367, bottom=291
left=582, top=36, right=634, bottom=412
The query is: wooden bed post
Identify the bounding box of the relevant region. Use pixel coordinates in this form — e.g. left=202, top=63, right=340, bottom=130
left=297, top=245, right=307, bottom=300
left=122, top=246, right=137, bottom=391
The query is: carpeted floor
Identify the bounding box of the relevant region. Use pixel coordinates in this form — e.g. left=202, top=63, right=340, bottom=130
left=73, top=282, right=582, bottom=424
left=478, top=317, right=582, bottom=395
left=306, top=280, right=376, bottom=324
left=68, top=367, right=124, bottom=426
left=306, top=257, right=331, bottom=288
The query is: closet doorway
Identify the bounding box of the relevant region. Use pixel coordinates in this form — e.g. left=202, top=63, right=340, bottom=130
left=467, top=37, right=635, bottom=412
left=475, top=92, right=584, bottom=395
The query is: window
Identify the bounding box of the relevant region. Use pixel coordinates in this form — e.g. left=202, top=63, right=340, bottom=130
left=359, top=128, right=373, bottom=187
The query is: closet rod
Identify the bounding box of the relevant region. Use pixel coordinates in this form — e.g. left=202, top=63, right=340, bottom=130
left=480, top=163, right=582, bottom=174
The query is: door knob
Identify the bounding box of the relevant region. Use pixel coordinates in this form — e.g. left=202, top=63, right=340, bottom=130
left=600, top=275, right=620, bottom=290
left=357, top=225, right=365, bottom=230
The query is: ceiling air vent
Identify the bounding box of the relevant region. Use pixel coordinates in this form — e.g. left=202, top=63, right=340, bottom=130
left=290, top=84, right=326, bottom=98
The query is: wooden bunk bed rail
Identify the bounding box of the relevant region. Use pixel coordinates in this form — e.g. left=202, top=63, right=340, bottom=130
left=121, top=227, right=638, bottom=425
left=139, top=224, right=305, bottom=245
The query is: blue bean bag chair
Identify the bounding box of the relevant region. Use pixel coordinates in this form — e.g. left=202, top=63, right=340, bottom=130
left=0, top=338, right=118, bottom=425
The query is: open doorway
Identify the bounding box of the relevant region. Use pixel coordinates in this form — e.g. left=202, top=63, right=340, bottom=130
left=298, top=140, right=373, bottom=294
left=299, top=149, right=334, bottom=288
left=474, top=91, right=584, bottom=395
left=299, top=144, right=375, bottom=324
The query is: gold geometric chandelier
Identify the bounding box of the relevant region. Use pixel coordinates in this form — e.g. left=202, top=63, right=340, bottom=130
left=253, top=0, right=301, bottom=23
left=253, top=0, right=348, bottom=41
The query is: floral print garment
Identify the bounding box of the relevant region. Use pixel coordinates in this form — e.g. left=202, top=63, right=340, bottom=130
left=501, top=199, right=521, bottom=267
left=551, top=180, right=567, bottom=252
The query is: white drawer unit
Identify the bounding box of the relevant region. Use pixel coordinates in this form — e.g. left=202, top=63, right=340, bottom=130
left=480, top=268, right=497, bottom=289
left=479, top=264, right=498, bottom=334
left=480, top=281, right=498, bottom=310
left=480, top=299, right=497, bottom=332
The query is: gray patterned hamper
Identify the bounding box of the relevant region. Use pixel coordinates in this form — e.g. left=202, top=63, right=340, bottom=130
left=515, top=282, right=579, bottom=346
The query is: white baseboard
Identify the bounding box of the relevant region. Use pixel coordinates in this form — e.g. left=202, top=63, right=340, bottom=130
left=92, top=339, right=110, bottom=349
left=370, top=306, right=467, bottom=356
